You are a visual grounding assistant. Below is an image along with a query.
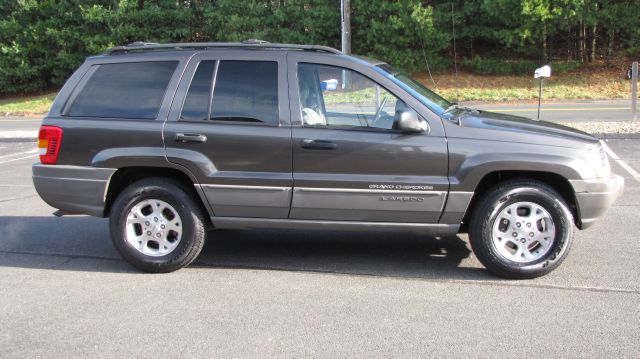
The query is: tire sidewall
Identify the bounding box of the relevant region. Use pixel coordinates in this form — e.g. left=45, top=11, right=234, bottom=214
left=110, top=180, right=203, bottom=272
left=472, top=184, right=574, bottom=278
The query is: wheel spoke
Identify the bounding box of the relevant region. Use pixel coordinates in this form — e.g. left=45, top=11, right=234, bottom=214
left=528, top=206, right=546, bottom=223
left=503, top=204, right=521, bottom=222
left=124, top=199, right=183, bottom=258
left=161, top=237, right=176, bottom=252
left=126, top=216, right=144, bottom=226
left=138, top=238, right=148, bottom=252
left=150, top=201, right=162, bottom=217
left=514, top=243, right=533, bottom=261
left=166, top=219, right=182, bottom=235
left=491, top=201, right=556, bottom=264
left=130, top=206, right=146, bottom=220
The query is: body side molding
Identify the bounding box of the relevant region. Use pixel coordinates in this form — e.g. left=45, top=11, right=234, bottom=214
left=211, top=216, right=460, bottom=236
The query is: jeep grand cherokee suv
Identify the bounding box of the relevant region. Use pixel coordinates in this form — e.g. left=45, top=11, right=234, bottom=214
left=32, top=41, right=624, bottom=278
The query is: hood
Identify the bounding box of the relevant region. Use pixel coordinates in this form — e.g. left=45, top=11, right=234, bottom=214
left=447, top=109, right=598, bottom=147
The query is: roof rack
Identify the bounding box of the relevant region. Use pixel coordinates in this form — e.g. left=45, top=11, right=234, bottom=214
left=104, top=40, right=342, bottom=55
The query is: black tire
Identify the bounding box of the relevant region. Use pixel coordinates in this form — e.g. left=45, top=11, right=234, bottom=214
left=468, top=180, right=574, bottom=279
left=109, top=178, right=207, bottom=273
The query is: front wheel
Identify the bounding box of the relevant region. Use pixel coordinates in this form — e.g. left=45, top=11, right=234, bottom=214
left=109, top=178, right=207, bottom=273
left=468, top=180, right=574, bottom=279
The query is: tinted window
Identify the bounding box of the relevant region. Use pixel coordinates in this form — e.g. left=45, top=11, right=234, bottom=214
left=211, top=61, right=278, bottom=124
left=68, top=61, right=178, bottom=119
left=181, top=61, right=215, bottom=121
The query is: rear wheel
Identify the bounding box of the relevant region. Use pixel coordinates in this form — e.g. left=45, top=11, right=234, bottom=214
left=468, top=180, right=574, bottom=279
left=109, top=178, right=207, bottom=273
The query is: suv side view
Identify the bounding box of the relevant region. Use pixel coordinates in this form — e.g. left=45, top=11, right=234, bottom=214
left=33, top=41, right=624, bottom=279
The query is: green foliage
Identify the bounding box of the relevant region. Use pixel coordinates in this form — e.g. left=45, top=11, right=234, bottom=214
left=462, top=57, right=581, bottom=75
left=351, top=0, right=450, bottom=73
left=462, top=58, right=538, bottom=75
left=0, top=0, right=639, bottom=95
left=551, top=60, right=582, bottom=74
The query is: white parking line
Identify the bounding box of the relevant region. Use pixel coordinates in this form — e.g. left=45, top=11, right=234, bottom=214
left=600, top=140, right=640, bottom=183
left=0, top=148, right=37, bottom=160
left=0, top=154, right=38, bottom=164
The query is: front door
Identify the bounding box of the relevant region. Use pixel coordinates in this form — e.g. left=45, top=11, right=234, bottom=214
left=288, top=55, right=449, bottom=223
left=164, top=51, right=292, bottom=218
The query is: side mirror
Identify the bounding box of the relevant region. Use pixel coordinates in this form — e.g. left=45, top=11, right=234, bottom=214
left=397, top=109, right=429, bottom=133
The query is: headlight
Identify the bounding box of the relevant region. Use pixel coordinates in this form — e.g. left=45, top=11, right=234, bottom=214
left=586, top=144, right=610, bottom=178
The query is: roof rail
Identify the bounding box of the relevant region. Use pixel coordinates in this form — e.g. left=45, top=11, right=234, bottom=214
left=104, top=40, right=342, bottom=55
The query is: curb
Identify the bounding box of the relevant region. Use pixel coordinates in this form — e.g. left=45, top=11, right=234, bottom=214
left=595, top=133, right=640, bottom=140
left=0, top=137, right=37, bottom=143
left=0, top=131, right=38, bottom=143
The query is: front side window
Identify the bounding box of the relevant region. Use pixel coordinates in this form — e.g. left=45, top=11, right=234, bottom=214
left=68, top=61, right=178, bottom=119
left=297, top=63, right=406, bottom=130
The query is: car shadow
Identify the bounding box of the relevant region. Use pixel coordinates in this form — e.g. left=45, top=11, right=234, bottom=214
left=0, top=216, right=492, bottom=280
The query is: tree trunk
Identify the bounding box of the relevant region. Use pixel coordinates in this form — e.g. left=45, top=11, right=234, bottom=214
left=590, top=24, right=597, bottom=62
left=542, top=22, right=548, bottom=63
left=606, top=30, right=614, bottom=66
left=137, top=0, right=144, bottom=10
left=567, top=28, right=572, bottom=61
left=579, top=21, right=585, bottom=63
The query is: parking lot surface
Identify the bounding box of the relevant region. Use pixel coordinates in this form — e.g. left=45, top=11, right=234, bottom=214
left=0, top=138, right=638, bottom=357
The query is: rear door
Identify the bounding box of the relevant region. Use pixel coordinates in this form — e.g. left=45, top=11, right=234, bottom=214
left=164, top=50, right=292, bottom=218
left=287, top=53, right=449, bottom=223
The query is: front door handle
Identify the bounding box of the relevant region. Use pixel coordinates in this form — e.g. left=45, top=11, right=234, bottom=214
left=300, top=139, right=337, bottom=150
left=175, top=133, right=207, bottom=143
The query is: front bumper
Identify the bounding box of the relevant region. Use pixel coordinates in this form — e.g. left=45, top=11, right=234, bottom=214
left=32, top=164, right=116, bottom=217
left=569, top=174, right=624, bottom=229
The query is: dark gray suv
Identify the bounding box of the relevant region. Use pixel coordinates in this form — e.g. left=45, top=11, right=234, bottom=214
left=32, top=41, right=623, bottom=278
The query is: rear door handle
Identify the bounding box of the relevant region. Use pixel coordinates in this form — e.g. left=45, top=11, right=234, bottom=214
left=175, top=133, right=207, bottom=143
left=300, top=139, right=338, bottom=150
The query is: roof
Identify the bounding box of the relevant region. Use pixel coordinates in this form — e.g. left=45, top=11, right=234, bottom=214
left=105, top=40, right=342, bottom=56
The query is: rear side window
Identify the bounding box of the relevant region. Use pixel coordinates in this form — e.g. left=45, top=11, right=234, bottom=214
left=68, top=61, right=178, bottom=119
left=211, top=61, right=278, bottom=124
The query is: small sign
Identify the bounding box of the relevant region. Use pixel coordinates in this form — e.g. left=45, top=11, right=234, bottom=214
left=534, top=65, right=551, bottom=79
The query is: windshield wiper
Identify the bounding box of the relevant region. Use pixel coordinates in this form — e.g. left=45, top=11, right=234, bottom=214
left=443, top=102, right=459, bottom=114
left=443, top=103, right=479, bottom=115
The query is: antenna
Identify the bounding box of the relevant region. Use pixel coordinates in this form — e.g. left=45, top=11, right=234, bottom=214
left=451, top=2, right=459, bottom=104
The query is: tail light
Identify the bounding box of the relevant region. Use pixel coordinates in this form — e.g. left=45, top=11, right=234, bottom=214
left=38, top=126, right=63, bottom=164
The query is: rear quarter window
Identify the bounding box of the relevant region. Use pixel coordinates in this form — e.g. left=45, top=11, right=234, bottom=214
left=67, top=61, right=178, bottom=119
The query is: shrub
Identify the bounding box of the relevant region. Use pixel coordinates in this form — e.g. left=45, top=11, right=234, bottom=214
left=462, top=57, right=581, bottom=75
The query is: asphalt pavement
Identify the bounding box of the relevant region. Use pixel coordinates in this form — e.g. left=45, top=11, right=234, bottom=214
left=0, top=136, right=638, bottom=356
left=468, top=98, right=635, bottom=122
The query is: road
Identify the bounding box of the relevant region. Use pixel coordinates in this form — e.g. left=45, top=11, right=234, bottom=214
left=0, top=137, right=638, bottom=357
left=470, top=99, right=634, bottom=122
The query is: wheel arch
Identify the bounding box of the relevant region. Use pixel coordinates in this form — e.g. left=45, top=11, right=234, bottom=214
left=103, top=166, right=211, bottom=220
left=460, top=170, right=579, bottom=232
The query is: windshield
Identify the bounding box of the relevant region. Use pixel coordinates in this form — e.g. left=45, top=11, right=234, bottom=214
left=374, top=64, right=451, bottom=115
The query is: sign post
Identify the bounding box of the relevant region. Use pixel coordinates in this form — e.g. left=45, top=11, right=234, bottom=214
left=632, top=61, right=638, bottom=121
left=341, top=0, right=351, bottom=90
left=534, top=65, right=552, bottom=121
left=340, top=0, right=351, bottom=55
